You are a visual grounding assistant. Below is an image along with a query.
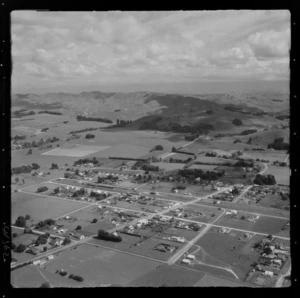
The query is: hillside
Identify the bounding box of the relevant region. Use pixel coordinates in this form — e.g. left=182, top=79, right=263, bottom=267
left=12, top=91, right=289, bottom=133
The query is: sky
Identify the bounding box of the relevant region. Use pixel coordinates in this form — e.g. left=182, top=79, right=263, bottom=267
left=11, top=10, right=291, bottom=94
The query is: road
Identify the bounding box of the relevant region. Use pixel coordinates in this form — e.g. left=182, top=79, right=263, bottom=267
left=275, top=264, right=291, bottom=288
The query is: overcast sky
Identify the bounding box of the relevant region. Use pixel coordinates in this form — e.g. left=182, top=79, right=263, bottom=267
left=11, top=10, right=290, bottom=94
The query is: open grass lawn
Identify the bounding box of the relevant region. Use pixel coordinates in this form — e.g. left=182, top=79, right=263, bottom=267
left=11, top=265, right=48, bottom=288
left=129, top=264, right=206, bottom=287
left=216, top=213, right=289, bottom=237
left=251, top=216, right=289, bottom=237
left=196, top=199, right=290, bottom=218
left=158, top=227, right=199, bottom=241
left=55, top=205, right=115, bottom=235
left=189, top=164, right=218, bottom=170
left=264, top=165, right=290, bottom=186
left=12, top=192, right=87, bottom=224
left=42, top=145, right=110, bottom=157
left=193, top=273, right=250, bottom=287
left=40, top=243, right=161, bottom=287
left=154, top=162, right=185, bottom=171
left=194, top=228, right=264, bottom=280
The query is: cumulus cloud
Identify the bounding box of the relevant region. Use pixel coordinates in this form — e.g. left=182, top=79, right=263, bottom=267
left=248, top=28, right=290, bottom=59
left=11, top=10, right=291, bottom=93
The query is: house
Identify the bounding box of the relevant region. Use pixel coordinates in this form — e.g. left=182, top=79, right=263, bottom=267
left=57, top=228, right=68, bottom=234
left=186, top=254, right=196, bottom=260
left=28, top=247, right=42, bottom=255
left=181, top=259, right=191, bottom=265
left=264, top=271, right=274, bottom=277
left=49, top=238, right=63, bottom=247
left=47, top=255, right=54, bottom=260
left=33, top=260, right=41, bottom=265
left=73, top=233, right=85, bottom=240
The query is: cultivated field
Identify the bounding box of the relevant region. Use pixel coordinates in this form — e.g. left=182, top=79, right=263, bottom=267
left=12, top=192, right=87, bottom=224
left=264, top=165, right=290, bottom=186
left=42, top=145, right=110, bottom=157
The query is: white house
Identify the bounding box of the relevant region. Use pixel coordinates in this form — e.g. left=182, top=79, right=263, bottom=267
left=181, top=259, right=191, bottom=265
left=264, top=271, right=274, bottom=277
left=186, top=254, right=196, bottom=260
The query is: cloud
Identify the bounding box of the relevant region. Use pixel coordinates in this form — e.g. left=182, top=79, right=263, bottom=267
left=11, top=10, right=291, bottom=93
left=248, top=28, right=290, bottom=59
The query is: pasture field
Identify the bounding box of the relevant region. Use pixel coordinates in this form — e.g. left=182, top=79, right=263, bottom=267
left=243, top=150, right=288, bottom=164
left=11, top=265, right=48, bottom=288
left=139, top=182, right=214, bottom=198
left=129, top=264, right=206, bottom=287
left=191, top=227, right=264, bottom=280
left=264, top=165, right=290, bottom=186
left=189, top=164, right=218, bottom=170
left=215, top=213, right=289, bottom=237
left=196, top=199, right=290, bottom=218
left=193, top=273, right=249, bottom=287
left=36, top=243, right=162, bottom=287
left=42, top=144, right=110, bottom=157
left=55, top=205, right=118, bottom=234
left=255, top=191, right=290, bottom=210
left=182, top=204, right=223, bottom=223
left=12, top=191, right=87, bottom=224
left=153, top=162, right=185, bottom=171
left=88, top=233, right=186, bottom=262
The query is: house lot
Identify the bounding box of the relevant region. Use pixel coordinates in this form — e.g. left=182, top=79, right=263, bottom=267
left=12, top=192, right=87, bottom=224
left=37, top=243, right=162, bottom=287
left=182, top=227, right=265, bottom=281
left=165, top=204, right=223, bottom=224
left=215, top=213, right=290, bottom=237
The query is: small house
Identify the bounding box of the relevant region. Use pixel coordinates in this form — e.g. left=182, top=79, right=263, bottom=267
left=181, top=258, right=191, bottom=265
left=186, top=254, right=196, bottom=260
left=264, top=271, right=274, bottom=277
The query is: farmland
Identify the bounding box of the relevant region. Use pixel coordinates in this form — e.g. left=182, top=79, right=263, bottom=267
left=10, top=88, right=290, bottom=288
left=12, top=191, right=87, bottom=224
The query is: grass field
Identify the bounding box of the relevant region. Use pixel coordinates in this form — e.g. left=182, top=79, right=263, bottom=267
left=264, top=165, right=290, bottom=185
left=12, top=191, right=87, bottom=224
left=216, top=213, right=289, bottom=236
left=38, top=243, right=161, bottom=287
left=153, top=162, right=185, bottom=171
left=192, top=227, right=264, bottom=280
left=11, top=265, right=48, bottom=288
left=129, top=264, right=205, bottom=287
left=55, top=205, right=116, bottom=235
left=193, top=273, right=249, bottom=287
left=42, top=145, right=110, bottom=157
left=189, top=164, right=218, bottom=170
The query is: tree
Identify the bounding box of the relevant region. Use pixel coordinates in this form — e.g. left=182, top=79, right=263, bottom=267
left=53, top=187, right=60, bottom=194
left=32, top=163, right=40, bottom=170
left=27, top=148, right=32, bottom=155
left=11, top=242, right=17, bottom=250
left=35, top=235, right=48, bottom=246
left=15, top=243, right=26, bottom=253
left=15, top=177, right=20, bottom=184
left=232, top=118, right=243, bottom=126
left=62, top=237, right=71, bottom=245
left=91, top=218, right=98, bottom=223
left=75, top=225, right=82, bottom=231
left=25, top=214, right=31, bottom=220
left=12, top=233, right=18, bottom=238
left=24, top=226, right=32, bottom=234
left=43, top=246, right=48, bottom=252
left=36, top=186, right=48, bottom=193
left=40, top=282, right=51, bottom=288
left=15, top=216, right=26, bottom=227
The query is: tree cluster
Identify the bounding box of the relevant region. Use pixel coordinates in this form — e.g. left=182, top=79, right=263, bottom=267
left=240, top=129, right=257, bottom=136
left=12, top=163, right=40, bottom=175
left=77, top=115, right=112, bottom=123
left=253, top=174, right=277, bottom=185
left=132, top=160, right=159, bottom=172
left=178, top=169, right=224, bottom=181
left=267, top=138, right=289, bottom=151
left=69, top=274, right=84, bottom=282
left=73, top=157, right=99, bottom=166
left=85, top=134, right=95, bottom=139
left=36, top=186, right=48, bottom=193
left=38, top=110, right=62, bottom=115
left=232, top=118, right=243, bottom=126
left=150, top=145, right=164, bottom=152
left=35, top=218, right=56, bottom=230
left=97, top=229, right=122, bottom=242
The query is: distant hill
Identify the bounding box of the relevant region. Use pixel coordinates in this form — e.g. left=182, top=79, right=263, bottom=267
left=12, top=90, right=289, bottom=132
